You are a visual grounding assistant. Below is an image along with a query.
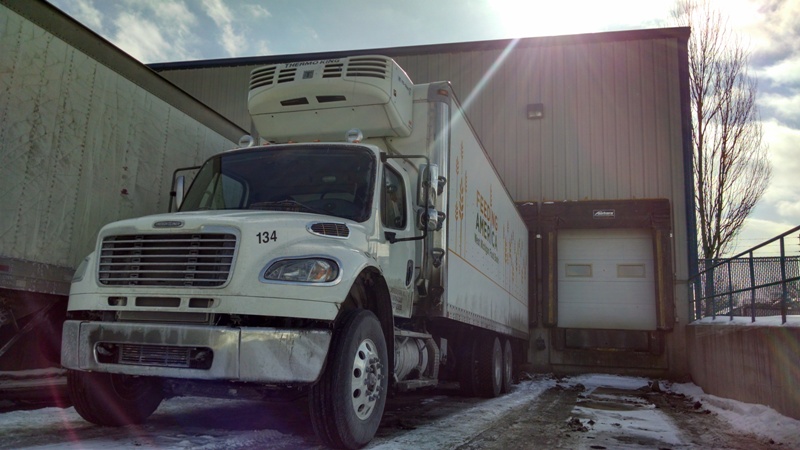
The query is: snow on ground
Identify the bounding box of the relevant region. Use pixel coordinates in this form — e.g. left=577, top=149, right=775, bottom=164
left=367, top=378, right=555, bottom=449
left=694, top=315, right=800, bottom=327
left=669, top=381, right=800, bottom=447
left=564, top=374, right=688, bottom=448
left=0, top=374, right=797, bottom=449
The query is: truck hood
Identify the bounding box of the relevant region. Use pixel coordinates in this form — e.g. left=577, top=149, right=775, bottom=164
left=97, top=210, right=370, bottom=237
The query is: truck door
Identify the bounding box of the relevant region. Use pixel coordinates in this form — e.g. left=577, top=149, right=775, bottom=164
left=380, top=162, right=416, bottom=318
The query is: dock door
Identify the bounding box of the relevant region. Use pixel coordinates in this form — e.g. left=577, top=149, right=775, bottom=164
left=523, top=199, right=675, bottom=372
left=557, top=228, right=656, bottom=330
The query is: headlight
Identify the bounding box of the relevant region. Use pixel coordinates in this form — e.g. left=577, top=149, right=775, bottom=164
left=72, top=254, right=92, bottom=283
left=263, top=258, right=339, bottom=283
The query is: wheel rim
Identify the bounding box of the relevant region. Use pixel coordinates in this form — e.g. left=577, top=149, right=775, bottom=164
left=350, top=338, right=383, bottom=420
left=111, top=374, right=150, bottom=401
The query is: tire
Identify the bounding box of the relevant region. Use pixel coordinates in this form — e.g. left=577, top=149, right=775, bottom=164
left=309, top=309, right=388, bottom=449
left=502, top=338, right=514, bottom=394
left=476, top=335, right=503, bottom=398
left=67, top=370, right=163, bottom=426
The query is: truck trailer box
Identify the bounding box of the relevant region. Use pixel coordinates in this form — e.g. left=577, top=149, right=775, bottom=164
left=0, top=3, right=237, bottom=400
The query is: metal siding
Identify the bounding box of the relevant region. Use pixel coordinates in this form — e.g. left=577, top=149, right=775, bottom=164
left=154, top=34, right=685, bottom=207
left=147, top=29, right=691, bottom=375
left=562, top=46, right=579, bottom=201
left=539, top=47, right=555, bottom=202
left=513, top=52, right=529, bottom=200
left=639, top=39, right=660, bottom=199
left=587, top=45, right=605, bottom=199
left=626, top=41, right=645, bottom=198
left=575, top=44, right=593, bottom=200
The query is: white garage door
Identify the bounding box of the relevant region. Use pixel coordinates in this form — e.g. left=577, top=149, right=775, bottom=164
left=557, top=228, right=656, bottom=330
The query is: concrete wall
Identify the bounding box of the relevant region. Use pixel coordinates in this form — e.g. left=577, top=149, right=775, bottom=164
left=687, top=321, right=800, bottom=420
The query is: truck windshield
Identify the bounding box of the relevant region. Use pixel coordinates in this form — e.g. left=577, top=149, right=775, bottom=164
left=180, top=145, right=376, bottom=222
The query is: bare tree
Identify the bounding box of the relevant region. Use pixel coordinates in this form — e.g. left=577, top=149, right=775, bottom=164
left=674, top=0, right=771, bottom=260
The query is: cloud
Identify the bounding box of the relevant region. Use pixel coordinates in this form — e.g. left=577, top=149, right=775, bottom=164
left=757, top=56, right=800, bottom=87
left=112, top=12, right=170, bottom=62
left=758, top=89, right=800, bottom=128
left=249, top=4, right=271, bottom=19
left=745, top=0, right=800, bottom=69
left=730, top=118, right=800, bottom=256
left=254, top=40, right=272, bottom=56
left=72, top=0, right=104, bottom=31
left=200, top=0, right=246, bottom=57
left=729, top=216, right=798, bottom=256
left=49, top=0, right=105, bottom=33
left=49, top=0, right=202, bottom=62
left=758, top=120, right=800, bottom=219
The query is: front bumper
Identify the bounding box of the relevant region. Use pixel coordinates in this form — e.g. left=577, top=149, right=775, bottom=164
left=61, top=320, right=331, bottom=383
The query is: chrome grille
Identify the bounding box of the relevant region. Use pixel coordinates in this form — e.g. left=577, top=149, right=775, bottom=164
left=120, top=344, right=192, bottom=368
left=98, top=233, right=237, bottom=287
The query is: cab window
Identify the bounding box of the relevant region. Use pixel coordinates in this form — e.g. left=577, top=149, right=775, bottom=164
left=382, top=167, right=406, bottom=229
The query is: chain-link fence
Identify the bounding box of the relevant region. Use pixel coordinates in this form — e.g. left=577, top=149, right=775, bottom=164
left=690, top=226, right=800, bottom=323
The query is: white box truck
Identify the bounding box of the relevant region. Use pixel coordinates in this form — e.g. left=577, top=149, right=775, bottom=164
left=62, top=55, right=529, bottom=449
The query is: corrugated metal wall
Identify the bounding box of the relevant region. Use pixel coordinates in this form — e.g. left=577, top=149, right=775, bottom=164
left=0, top=4, right=236, bottom=270
left=393, top=39, right=685, bottom=204
left=155, top=31, right=694, bottom=376
left=157, top=34, right=686, bottom=201
left=155, top=31, right=690, bottom=283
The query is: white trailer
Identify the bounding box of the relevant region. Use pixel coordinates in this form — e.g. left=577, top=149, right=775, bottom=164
left=62, top=55, right=528, bottom=449
left=0, top=1, right=239, bottom=403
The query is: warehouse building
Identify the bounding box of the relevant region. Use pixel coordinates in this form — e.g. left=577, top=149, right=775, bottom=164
left=151, top=29, right=694, bottom=377
left=2, top=0, right=693, bottom=379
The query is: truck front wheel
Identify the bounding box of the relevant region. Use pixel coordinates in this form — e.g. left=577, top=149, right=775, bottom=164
left=309, top=309, right=388, bottom=449
left=67, top=370, right=163, bottom=426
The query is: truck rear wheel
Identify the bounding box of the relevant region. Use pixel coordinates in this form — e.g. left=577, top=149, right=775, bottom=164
left=476, top=335, right=503, bottom=398
left=458, top=337, right=479, bottom=397
left=309, top=309, right=387, bottom=449
left=67, top=370, right=163, bottom=426
left=502, top=338, right=513, bottom=393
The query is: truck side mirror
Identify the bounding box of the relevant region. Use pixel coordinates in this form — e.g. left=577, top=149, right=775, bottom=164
left=169, top=165, right=201, bottom=212
left=173, top=175, right=186, bottom=211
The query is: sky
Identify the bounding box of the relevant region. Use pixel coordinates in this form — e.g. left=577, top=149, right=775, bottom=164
left=45, top=0, right=800, bottom=257
left=2, top=373, right=799, bottom=448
